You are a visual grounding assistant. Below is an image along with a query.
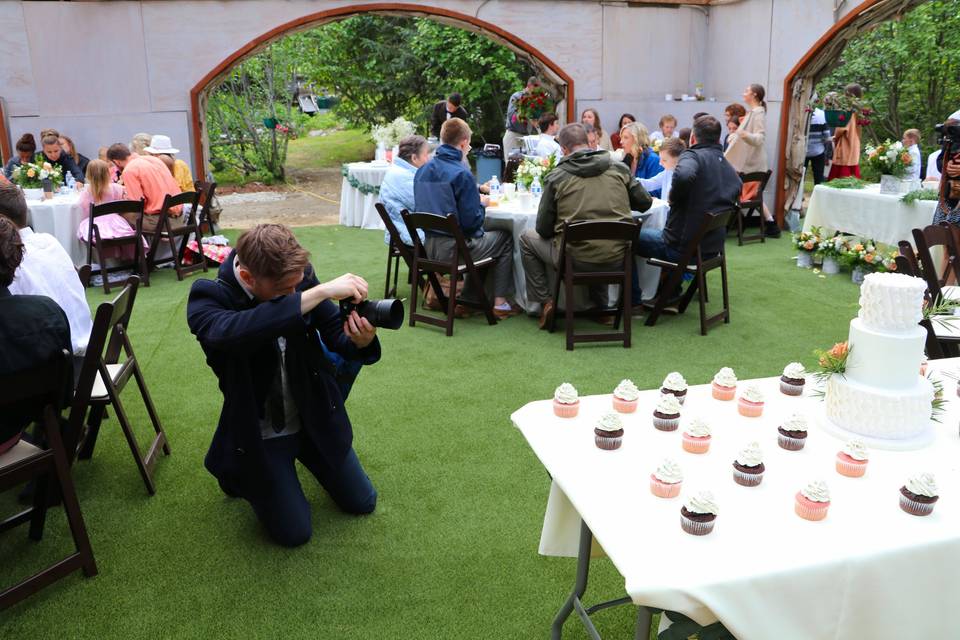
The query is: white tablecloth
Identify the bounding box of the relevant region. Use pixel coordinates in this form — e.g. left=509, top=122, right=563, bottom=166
left=339, top=162, right=389, bottom=229
left=803, top=183, right=937, bottom=246
left=26, top=192, right=85, bottom=265
left=485, top=197, right=669, bottom=310
left=511, top=360, right=960, bottom=640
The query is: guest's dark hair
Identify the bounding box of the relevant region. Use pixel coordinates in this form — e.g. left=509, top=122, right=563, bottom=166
left=724, top=103, right=747, bottom=122
left=678, top=128, right=692, bottom=146
left=845, top=83, right=863, bottom=99
left=538, top=113, right=559, bottom=132
left=448, top=93, right=462, bottom=107
left=0, top=216, right=24, bottom=288
left=693, top=112, right=709, bottom=123
left=15, top=133, right=36, bottom=155
left=106, top=143, right=132, bottom=161
left=617, top=113, right=635, bottom=130
left=557, top=123, right=589, bottom=151
left=398, top=135, right=428, bottom=162
left=0, top=181, right=28, bottom=228
left=749, top=84, right=767, bottom=111
left=692, top=116, right=722, bottom=145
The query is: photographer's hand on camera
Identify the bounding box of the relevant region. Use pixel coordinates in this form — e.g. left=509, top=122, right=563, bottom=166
left=947, top=157, right=960, bottom=178
left=343, top=310, right=377, bottom=348
left=300, top=273, right=369, bottom=315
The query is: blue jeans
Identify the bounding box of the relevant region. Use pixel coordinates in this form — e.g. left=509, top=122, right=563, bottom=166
left=632, top=229, right=682, bottom=299
left=243, top=432, right=377, bottom=547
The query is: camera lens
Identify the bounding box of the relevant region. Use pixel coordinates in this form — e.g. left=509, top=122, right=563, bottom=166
left=355, top=298, right=404, bottom=330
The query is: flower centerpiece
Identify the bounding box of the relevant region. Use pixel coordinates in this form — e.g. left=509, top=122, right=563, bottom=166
left=371, top=117, right=417, bottom=161
left=10, top=157, right=63, bottom=199
left=841, top=239, right=898, bottom=284
left=864, top=139, right=917, bottom=194
left=516, top=87, right=554, bottom=128
left=816, top=233, right=849, bottom=275
left=792, top=227, right=822, bottom=269
left=514, top=154, right=557, bottom=190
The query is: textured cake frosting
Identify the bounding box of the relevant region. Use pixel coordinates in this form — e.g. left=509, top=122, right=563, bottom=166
left=825, top=375, right=934, bottom=440
left=857, top=272, right=926, bottom=332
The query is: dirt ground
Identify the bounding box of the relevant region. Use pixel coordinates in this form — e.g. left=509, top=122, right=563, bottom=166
left=216, top=167, right=344, bottom=229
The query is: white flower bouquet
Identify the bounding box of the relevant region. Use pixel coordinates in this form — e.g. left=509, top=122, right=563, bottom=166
left=371, top=117, right=417, bottom=148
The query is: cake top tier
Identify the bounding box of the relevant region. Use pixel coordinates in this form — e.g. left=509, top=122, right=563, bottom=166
left=857, top=272, right=926, bottom=332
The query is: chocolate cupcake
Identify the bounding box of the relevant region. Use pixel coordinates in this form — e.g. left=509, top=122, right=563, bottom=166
left=594, top=413, right=624, bottom=450
left=777, top=413, right=808, bottom=451
left=660, top=371, right=688, bottom=405
left=680, top=491, right=718, bottom=536
left=732, top=442, right=764, bottom=486
left=652, top=393, right=682, bottom=431
left=899, top=472, right=939, bottom=516
left=779, top=362, right=806, bottom=396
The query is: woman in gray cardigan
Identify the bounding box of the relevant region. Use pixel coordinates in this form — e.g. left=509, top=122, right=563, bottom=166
left=725, top=84, right=779, bottom=238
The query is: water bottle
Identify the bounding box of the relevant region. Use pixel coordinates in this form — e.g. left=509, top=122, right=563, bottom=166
left=65, top=172, right=75, bottom=192
left=531, top=176, right=542, bottom=199
left=489, top=175, right=501, bottom=198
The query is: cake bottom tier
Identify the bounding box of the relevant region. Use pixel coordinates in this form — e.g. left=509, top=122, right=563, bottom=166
left=824, top=375, right=934, bottom=441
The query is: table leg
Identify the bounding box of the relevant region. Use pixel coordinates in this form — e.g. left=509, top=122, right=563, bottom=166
left=551, top=519, right=594, bottom=639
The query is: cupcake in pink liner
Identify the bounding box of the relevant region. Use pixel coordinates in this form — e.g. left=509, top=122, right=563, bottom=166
left=660, top=372, right=688, bottom=405
left=680, top=491, right=718, bottom=536
left=835, top=439, right=869, bottom=477
left=899, top=472, right=939, bottom=516
left=711, top=367, right=737, bottom=401
left=779, top=362, right=806, bottom=396
left=649, top=458, right=683, bottom=498
left=594, top=413, right=624, bottom=450
left=795, top=480, right=831, bottom=521
left=553, top=383, right=579, bottom=418
left=612, top=379, right=640, bottom=413
left=652, top=393, right=682, bottom=431
left=732, top=442, right=764, bottom=486
left=777, top=413, right=808, bottom=451
left=737, top=384, right=765, bottom=418
left=681, top=418, right=712, bottom=454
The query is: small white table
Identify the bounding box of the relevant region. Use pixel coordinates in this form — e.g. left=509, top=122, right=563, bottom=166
left=803, top=183, right=937, bottom=246
left=339, top=162, right=389, bottom=229
left=511, top=360, right=960, bottom=639
left=26, top=192, right=85, bottom=265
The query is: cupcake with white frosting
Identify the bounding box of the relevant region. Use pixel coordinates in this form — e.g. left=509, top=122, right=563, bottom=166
left=777, top=413, right=808, bottom=451
left=835, top=439, right=869, bottom=477
left=732, top=442, right=764, bottom=487
left=737, top=384, right=765, bottom=418
left=660, top=372, right=688, bottom=405
left=899, top=472, right=938, bottom=516
left=612, top=379, right=640, bottom=413
left=681, top=418, right=712, bottom=454
left=795, top=480, right=831, bottom=521
left=711, top=367, right=737, bottom=401
left=553, top=383, right=579, bottom=418
left=680, top=491, right=718, bottom=536
left=652, top=393, right=682, bottom=431
left=594, top=413, right=624, bottom=450
left=779, top=362, right=806, bottom=396
left=649, top=458, right=683, bottom=498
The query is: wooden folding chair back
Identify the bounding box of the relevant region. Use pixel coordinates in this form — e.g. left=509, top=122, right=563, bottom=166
left=897, top=241, right=920, bottom=279
left=85, top=198, right=147, bottom=294
left=645, top=209, right=735, bottom=335
left=375, top=203, right=416, bottom=298
left=547, top=219, right=639, bottom=350
left=0, top=350, right=97, bottom=610
left=146, top=191, right=206, bottom=281
left=733, top=170, right=772, bottom=245
left=401, top=211, right=498, bottom=336
left=912, top=223, right=960, bottom=305
left=69, top=277, right=169, bottom=495
left=193, top=180, right=218, bottom=236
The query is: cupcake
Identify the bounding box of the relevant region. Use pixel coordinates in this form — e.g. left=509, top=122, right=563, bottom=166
left=553, top=383, right=579, bottom=418
left=711, top=367, right=737, bottom=401
left=732, top=442, right=764, bottom=486
left=795, top=480, right=831, bottom=521
left=835, top=439, right=869, bottom=477
left=737, top=385, right=765, bottom=418
left=612, top=379, right=640, bottom=413
left=680, top=491, right=718, bottom=536
left=660, top=372, right=688, bottom=405
left=594, top=413, right=624, bottom=450
left=652, top=393, right=682, bottom=431
left=899, top=473, right=939, bottom=516
left=777, top=413, right=808, bottom=451
left=780, top=362, right=806, bottom=396
left=649, top=458, right=683, bottom=498
left=681, top=418, right=712, bottom=454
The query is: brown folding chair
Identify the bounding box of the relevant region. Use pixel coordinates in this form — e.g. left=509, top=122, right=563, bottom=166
left=1, top=350, right=97, bottom=610
left=193, top=180, right=218, bottom=237
left=547, top=219, right=639, bottom=350
left=69, top=277, right=169, bottom=495
left=897, top=241, right=921, bottom=279
left=644, top=210, right=735, bottom=335
left=912, top=223, right=960, bottom=306
left=84, top=198, right=148, bottom=294
left=375, top=202, right=416, bottom=299
left=733, top=171, right=772, bottom=246
left=146, top=191, right=206, bottom=281
left=401, top=211, right=498, bottom=336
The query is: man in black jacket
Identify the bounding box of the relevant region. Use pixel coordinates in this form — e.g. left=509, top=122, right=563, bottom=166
left=430, top=93, right=469, bottom=139
left=187, top=224, right=380, bottom=547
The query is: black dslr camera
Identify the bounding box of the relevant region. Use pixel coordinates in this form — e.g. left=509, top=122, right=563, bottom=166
left=340, top=298, right=404, bottom=330
left=935, top=121, right=960, bottom=157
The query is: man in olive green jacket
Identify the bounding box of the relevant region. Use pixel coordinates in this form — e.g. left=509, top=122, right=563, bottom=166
left=519, top=123, right=652, bottom=328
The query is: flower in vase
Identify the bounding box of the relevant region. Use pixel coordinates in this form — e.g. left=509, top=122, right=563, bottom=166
left=26, top=168, right=35, bottom=178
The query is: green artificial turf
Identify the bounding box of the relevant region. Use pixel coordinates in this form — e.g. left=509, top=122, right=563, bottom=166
left=0, top=228, right=859, bottom=639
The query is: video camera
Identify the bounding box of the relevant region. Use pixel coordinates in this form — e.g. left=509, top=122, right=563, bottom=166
left=340, top=298, right=404, bottom=330
left=935, top=121, right=960, bottom=157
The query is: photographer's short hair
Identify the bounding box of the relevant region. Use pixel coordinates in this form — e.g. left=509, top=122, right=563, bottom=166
left=557, top=123, right=589, bottom=151
left=0, top=181, right=28, bottom=228
left=236, top=224, right=310, bottom=280
left=0, top=216, right=24, bottom=288
left=660, top=137, right=686, bottom=158
left=692, top=115, right=722, bottom=145
left=398, top=135, right=428, bottom=163
left=106, top=143, right=131, bottom=161
left=539, top=113, right=559, bottom=132
left=448, top=93, right=462, bottom=107
left=904, top=129, right=921, bottom=145
left=440, top=117, right=471, bottom=146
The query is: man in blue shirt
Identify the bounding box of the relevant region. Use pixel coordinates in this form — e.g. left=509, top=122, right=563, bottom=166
left=413, top=118, right=516, bottom=317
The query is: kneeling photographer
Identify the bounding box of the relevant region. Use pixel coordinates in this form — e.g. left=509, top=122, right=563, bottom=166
left=187, top=223, right=398, bottom=547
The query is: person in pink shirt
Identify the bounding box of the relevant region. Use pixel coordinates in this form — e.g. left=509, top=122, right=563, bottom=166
left=106, top=142, right=182, bottom=233
left=76, top=159, right=147, bottom=260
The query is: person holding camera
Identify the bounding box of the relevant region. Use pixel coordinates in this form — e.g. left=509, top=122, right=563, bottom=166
left=187, top=224, right=380, bottom=547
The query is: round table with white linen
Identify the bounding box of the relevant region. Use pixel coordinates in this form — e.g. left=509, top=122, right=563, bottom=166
left=26, top=191, right=85, bottom=265
left=510, top=360, right=960, bottom=640
left=485, top=196, right=670, bottom=311
left=339, top=162, right=389, bottom=229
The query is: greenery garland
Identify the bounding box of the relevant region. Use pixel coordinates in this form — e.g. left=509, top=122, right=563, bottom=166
left=901, top=188, right=939, bottom=204
left=822, top=177, right=869, bottom=190
left=341, top=164, right=381, bottom=196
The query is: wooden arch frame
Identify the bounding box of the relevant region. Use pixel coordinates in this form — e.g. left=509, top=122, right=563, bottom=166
left=188, top=2, right=576, bottom=178
left=774, top=0, right=926, bottom=223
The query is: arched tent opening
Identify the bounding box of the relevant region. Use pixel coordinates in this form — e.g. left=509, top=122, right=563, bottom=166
left=775, top=0, right=929, bottom=223
left=188, top=3, right=575, bottom=179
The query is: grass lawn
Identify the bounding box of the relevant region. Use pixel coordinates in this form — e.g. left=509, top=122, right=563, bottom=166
left=0, top=227, right=860, bottom=639
left=286, top=129, right=375, bottom=173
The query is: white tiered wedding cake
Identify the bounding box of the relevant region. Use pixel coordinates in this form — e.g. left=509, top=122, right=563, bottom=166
left=823, top=272, right=935, bottom=449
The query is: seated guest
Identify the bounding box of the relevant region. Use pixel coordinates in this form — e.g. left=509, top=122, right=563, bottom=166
left=650, top=114, right=679, bottom=143
left=610, top=114, right=635, bottom=151
left=639, top=137, right=685, bottom=204
left=379, top=134, right=430, bottom=247
left=106, top=143, right=183, bottom=234
left=431, top=93, right=469, bottom=139
left=580, top=109, right=612, bottom=151
left=144, top=135, right=194, bottom=193
left=903, top=129, right=922, bottom=182
left=0, top=216, right=73, bottom=455
left=723, top=103, right=747, bottom=149
left=39, top=130, right=84, bottom=185
left=534, top=113, right=563, bottom=161
left=99, top=146, right=121, bottom=182
left=77, top=159, right=145, bottom=262
left=59, top=134, right=90, bottom=176
left=414, top=117, right=516, bottom=317
left=4, top=133, right=37, bottom=179
left=723, top=118, right=739, bottom=152
left=130, top=132, right=152, bottom=155
left=519, top=123, right=652, bottom=327
left=636, top=116, right=740, bottom=293
left=678, top=127, right=692, bottom=148
left=620, top=122, right=664, bottom=192
left=583, top=123, right=600, bottom=151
